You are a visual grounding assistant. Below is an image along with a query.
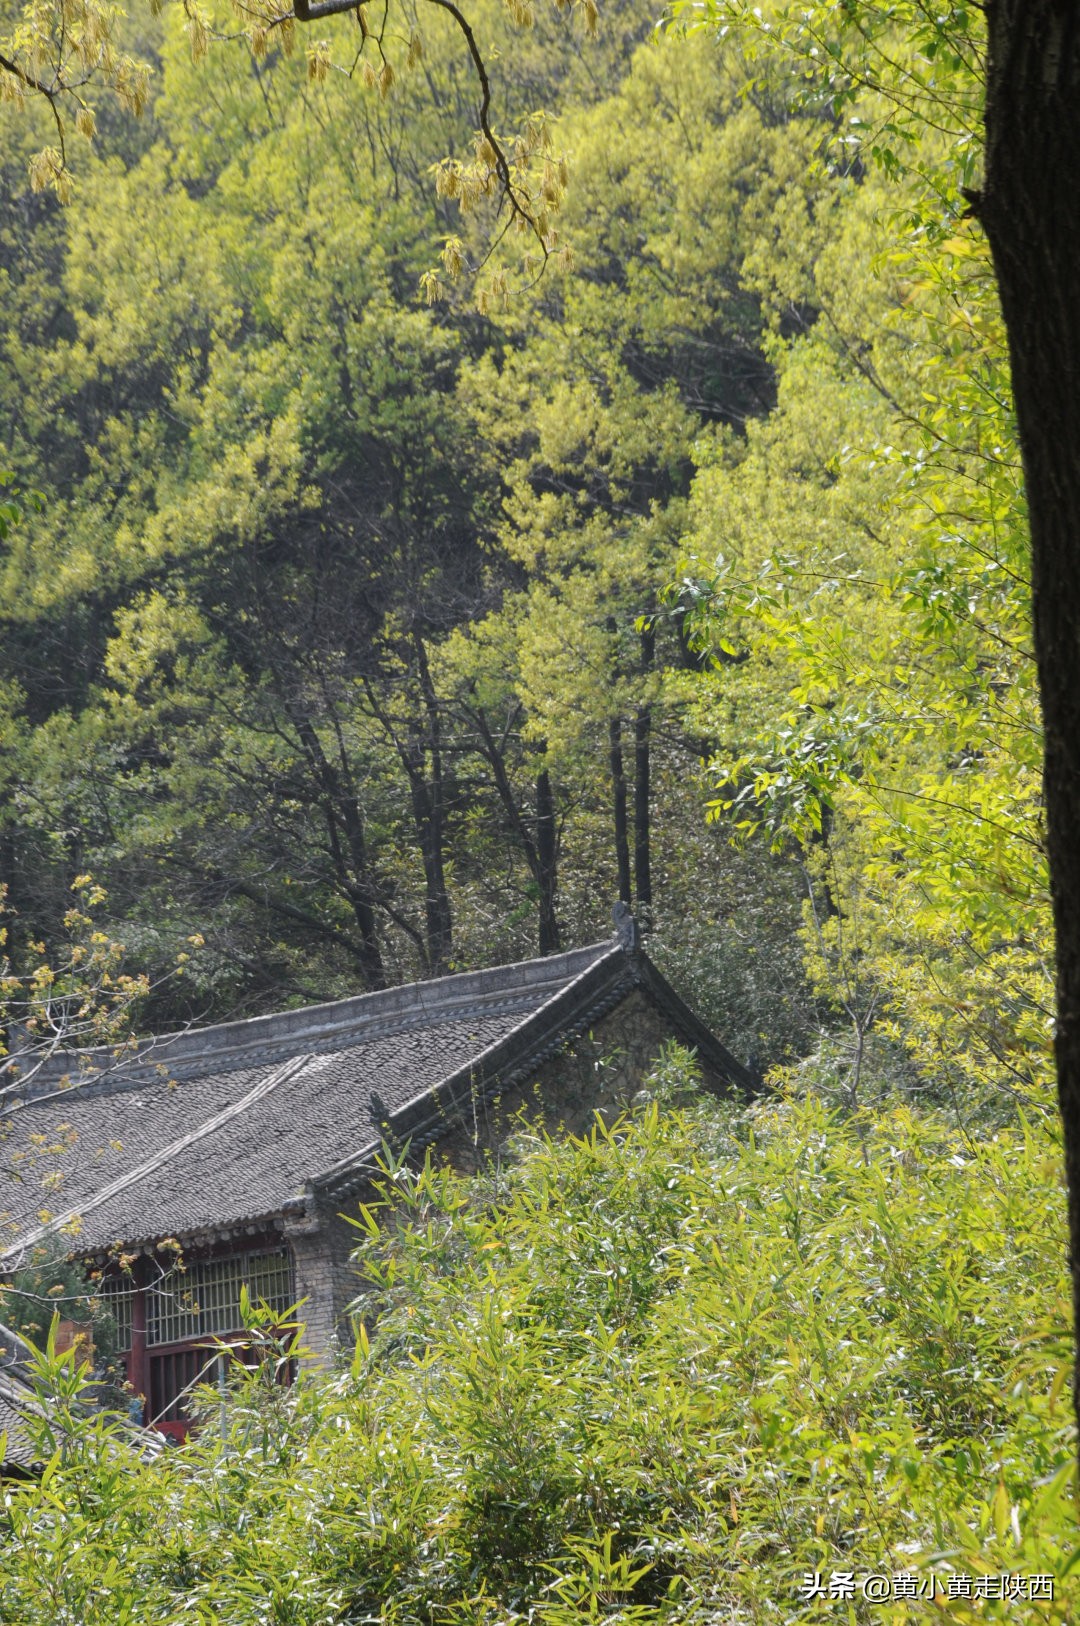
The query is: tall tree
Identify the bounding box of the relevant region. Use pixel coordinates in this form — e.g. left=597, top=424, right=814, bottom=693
left=689, top=0, right=1080, bottom=1452
left=0, top=4, right=825, bottom=1049
left=979, top=1, right=1080, bottom=1451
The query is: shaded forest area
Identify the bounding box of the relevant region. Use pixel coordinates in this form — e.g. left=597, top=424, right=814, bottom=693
left=1, top=2, right=1077, bottom=1619
left=0, top=0, right=1046, bottom=1126
left=1, top=0, right=824, bottom=1062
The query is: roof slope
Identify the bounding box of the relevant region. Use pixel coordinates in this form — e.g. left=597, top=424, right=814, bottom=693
left=0, top=1322, right=164, bottom=1474
left=0, top=1323, right=42, bottom=1475
left=0, top=937, right=748, bottom=1261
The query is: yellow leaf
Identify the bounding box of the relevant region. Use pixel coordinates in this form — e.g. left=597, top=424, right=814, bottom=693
left=992, top=1477, right=1009, bottom=1542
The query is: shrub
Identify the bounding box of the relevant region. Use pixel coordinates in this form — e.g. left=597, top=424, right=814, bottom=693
left=0, top=1053, right=1074, bottom=1623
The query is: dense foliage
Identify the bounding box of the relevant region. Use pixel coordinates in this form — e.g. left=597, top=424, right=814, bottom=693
left=0, top=0, right=833, bottom=1063
left=0, top=0, right=1046, bottom=1107
left=1, top=1060, right=1075, bottom=1622
left=0, top=0, right=1072, bottom=1613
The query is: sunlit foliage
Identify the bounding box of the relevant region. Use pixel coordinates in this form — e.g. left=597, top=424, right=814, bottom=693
left=0, top=1056, right=1075, bottom=1621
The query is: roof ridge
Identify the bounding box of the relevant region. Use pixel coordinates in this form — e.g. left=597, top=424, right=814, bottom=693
left=311, top=944, right=754, bottom=1199
left=312, top=945, right=633, bottom=1196
left=9, top=941, right=615, bottom=1105
left=2, top=1052, right=313, bottom=1267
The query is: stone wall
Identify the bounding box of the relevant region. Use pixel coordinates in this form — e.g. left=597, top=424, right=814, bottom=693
left=287, top=1222, right=337, bottom=1359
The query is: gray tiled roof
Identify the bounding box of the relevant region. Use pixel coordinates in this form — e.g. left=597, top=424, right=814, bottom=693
left=0, top=938, right=749, bottom=1262
left=0, top=1323, right=41, bottom=1474
left=0, top=1373, right=38, bottom=1474
left=0, top=1322, right=164, bottom=1474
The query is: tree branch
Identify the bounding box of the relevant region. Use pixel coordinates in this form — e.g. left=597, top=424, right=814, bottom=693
left=0, top=51, right=55, bottom=99
left=287, top=0, right=536, bottom=239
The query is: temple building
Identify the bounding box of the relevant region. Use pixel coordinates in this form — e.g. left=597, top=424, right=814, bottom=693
left=0, top=925, right=749, bottom=1438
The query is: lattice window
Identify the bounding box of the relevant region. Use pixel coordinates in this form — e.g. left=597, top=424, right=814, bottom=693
left=149, top=1345, right=212, bottom=1427
left=147, top=1249, right=294, bottom=1348
left=97, top=1274, right=133, bottom=1352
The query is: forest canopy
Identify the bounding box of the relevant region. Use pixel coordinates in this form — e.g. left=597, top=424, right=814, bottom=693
left=0, top=0, right=1044, bottom=1123
left=1, top=0, right=1077, bottom=1615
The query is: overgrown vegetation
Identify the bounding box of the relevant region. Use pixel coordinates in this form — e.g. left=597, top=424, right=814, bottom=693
left=0, top=0, right=827, bottom=1063
left=1, top=1054, right=1075, bottom=1622
left=0, top=1, right=1043, bottom=1112
left=0, top=0, right=1072, bottom=1614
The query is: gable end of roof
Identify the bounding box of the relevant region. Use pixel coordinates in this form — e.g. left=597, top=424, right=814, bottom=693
left=314, top=943, right=752, bottom=1200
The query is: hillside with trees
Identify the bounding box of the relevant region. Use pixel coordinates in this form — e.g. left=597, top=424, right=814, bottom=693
left=1, top=0, right=831, bottom=1049
left=0, top=0, right=1076, bottom=1619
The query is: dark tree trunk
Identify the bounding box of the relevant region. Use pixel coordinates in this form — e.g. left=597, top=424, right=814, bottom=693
left=406, top=762, right=453, bottom=975
left=465, top=703, right=560, bottom=954
left=609, top=716, right=632, bottom=905
left=291, top=710, right=387, bottom=990
left=0, top=827, right=16, bottom=967
left=980, top=0, right=1080, bottom=1449
left=337, top=798, right=388, bottom=990
left=0, top=827, right=15, bottom=1061
left=535, top=767, right=560, bottom=954
left=410, top=635, right=453, bottom=975
left=359, top=654, right=453, bottom=979
left=634, top=622, right=655, bottom=930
